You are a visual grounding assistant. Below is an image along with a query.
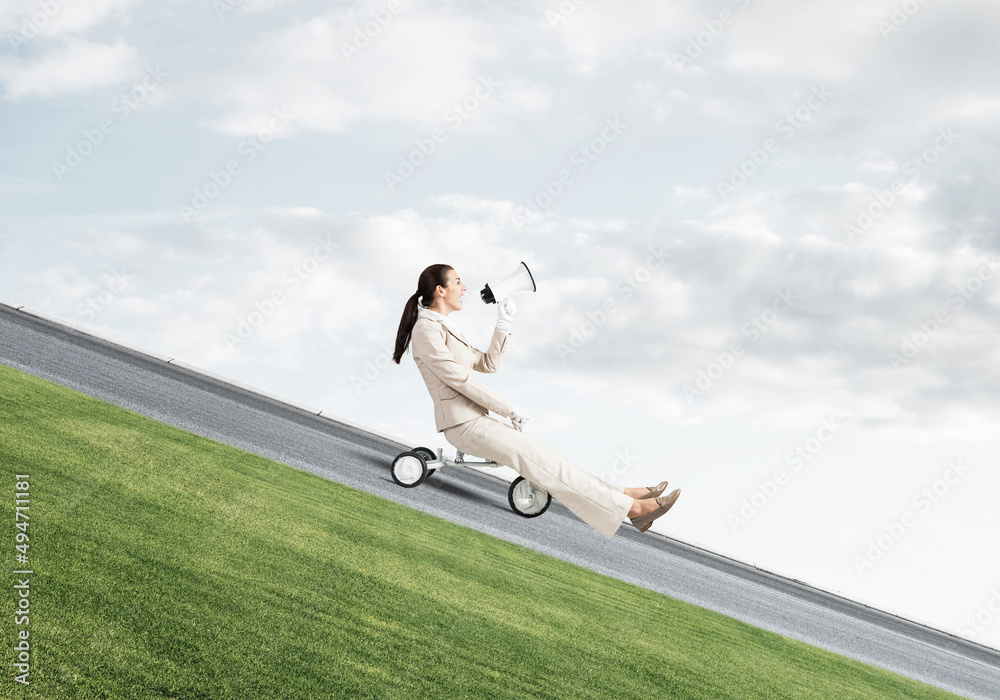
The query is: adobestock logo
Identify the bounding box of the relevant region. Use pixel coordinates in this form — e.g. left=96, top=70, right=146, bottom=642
left=853, top=459, right=971, bottom=574
left=958, top=588, right=1000, bottom=641
left=223, top=235, right=337, bottom=351
left=546, top=0, right=586, bottom=28
left=180, top=108, right=294, bottom=222
left=384, top=76, right=500, bottom=192
left=599, top=448, right=638, bottom=486
left=728, top=417, right=849, bottom=534
left=349, top=342, right=395, bottom=395
left=7, top=0, right=71, bottom=49
left=512, top=116, right=626, bottom=231
left=52, top=65, right=168, bottom=182
left=340, top=0, right=405, bottom=62
left=77, top=272, right=130, bottom=323
left=844, top=128, right=958, bottom=246
left=886, top=255, right=998, bottom=371
left=683, top=287, right=798, bottom=404
left=877, top=0, right=931, bottom=40
left=716, top=86, right=832, bottom=200
left=556, top=246, right=669, bottom=361
left=669, top=0, right=754, bottom=71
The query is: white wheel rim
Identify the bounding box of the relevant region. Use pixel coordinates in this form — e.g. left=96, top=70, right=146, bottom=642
left=394, top=455, right=424, bottom=485
left=512, top=480, right=548, bottom=514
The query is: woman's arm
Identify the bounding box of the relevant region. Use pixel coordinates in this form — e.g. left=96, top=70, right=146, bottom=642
left=411, top=321, right=515, bottom=418
left=471, top=327, right=509, bottom=373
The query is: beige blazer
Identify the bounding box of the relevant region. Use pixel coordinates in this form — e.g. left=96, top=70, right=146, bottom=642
left=410, top=307, right=515, bottom=432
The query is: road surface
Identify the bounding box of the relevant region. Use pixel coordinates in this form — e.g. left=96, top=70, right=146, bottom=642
left=2, top=302, right=997, bottom=699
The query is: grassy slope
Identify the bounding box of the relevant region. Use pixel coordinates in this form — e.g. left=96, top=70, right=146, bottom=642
left=0, top=363, right=964, bottom=699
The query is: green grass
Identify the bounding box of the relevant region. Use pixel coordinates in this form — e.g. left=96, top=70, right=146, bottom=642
left=0, top=362, right=964, bottom=699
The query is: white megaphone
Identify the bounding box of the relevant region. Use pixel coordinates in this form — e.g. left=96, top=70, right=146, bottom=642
left=480, top=261, right=537, bottom=304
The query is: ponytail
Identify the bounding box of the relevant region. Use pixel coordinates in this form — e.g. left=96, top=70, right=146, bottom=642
left=393, top=264, right=453, bottom=364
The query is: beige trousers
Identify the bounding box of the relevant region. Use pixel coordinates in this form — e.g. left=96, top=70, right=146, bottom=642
left=443, top=415, right=633, bottom=539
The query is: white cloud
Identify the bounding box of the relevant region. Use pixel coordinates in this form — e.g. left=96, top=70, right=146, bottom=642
left=2, top=0, right=1000, bottom=649
left=0, top=0, right=149, bottom=39
left=231, top=0, right=291, bottom=14
left=545, top=1, right=691, bottom=75
left=426, top=193, right=514, bottom=220
left=0, top=176, right=54, bottom=203
left=204, top=5, right=507, bottom=135
left=0, top=37, right=139, bottom=99
left=855, top=152, right=899, bottom=174
left=719, top=3, right=887, bottom=82
left=264, top=206, right=326, bottom=219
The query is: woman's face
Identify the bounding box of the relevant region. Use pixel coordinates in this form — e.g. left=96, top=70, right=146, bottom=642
left=437, top=269, right=467, bottom=313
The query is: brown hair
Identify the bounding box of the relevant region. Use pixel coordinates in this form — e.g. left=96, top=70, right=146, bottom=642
left=393, top=264, right=454, bottom=364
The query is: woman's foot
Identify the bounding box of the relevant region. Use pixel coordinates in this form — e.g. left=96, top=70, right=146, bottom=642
left=626, top=495, right=660, bottom=519
left=628, top=489, right=681, bottom=533
left=623, top=480, right=669, bottom=500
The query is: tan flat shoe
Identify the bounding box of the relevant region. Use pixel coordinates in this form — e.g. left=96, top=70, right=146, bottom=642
left=630, top=489, right=681, bottom=533
left=639, top=480, right=669, bottom=500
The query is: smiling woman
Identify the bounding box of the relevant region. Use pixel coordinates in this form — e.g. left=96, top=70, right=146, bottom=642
left=392, top=263, right=680, bottom=539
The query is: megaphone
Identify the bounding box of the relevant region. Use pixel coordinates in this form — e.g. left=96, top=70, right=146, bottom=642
left=480, top=261, right=537, bottom=304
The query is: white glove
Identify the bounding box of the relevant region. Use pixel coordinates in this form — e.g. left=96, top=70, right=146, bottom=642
left=510, top=410, right=530, bottom=432
left=495, top=299, right=517, bottom=335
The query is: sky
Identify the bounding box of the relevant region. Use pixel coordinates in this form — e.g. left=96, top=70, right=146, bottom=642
left=2, top=0, right=999, bottom=650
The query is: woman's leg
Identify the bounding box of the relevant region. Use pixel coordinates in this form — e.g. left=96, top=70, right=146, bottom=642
left=443, top=415, right=633, bottom=539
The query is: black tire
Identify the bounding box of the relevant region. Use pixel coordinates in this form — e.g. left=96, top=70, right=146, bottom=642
left=391, top=451, right=428, bottom=488
left=412, top=446, right=437, bottom=479
left=507, top=476, right=551, bottom=517
left=413, top=446, right=436, bottom=461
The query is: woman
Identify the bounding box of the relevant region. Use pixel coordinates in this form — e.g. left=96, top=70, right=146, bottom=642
left=392, top=263, right=680, bottom=539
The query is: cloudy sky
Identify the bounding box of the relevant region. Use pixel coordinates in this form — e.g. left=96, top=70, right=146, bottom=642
left=2, top=0, right=999, bottom=649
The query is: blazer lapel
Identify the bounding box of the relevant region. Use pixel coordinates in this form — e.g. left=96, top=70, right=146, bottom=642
left=442, top=323, right=473, bottom=349
left=417, top=308, right=473, bottom=349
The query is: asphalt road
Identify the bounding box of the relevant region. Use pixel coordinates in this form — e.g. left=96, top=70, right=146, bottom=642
left=2, top=301, right=998, bottom=699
